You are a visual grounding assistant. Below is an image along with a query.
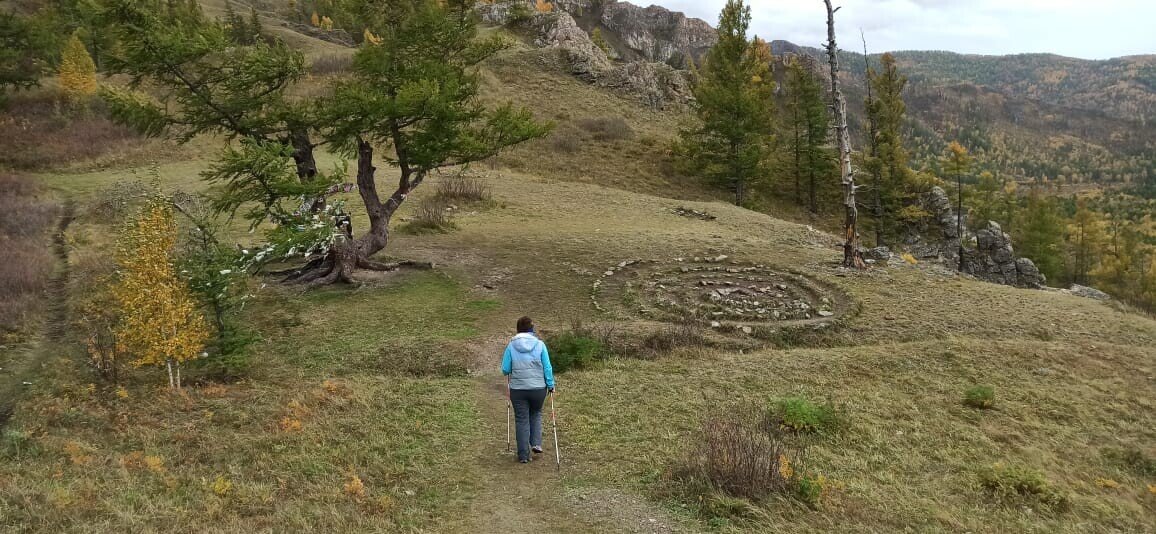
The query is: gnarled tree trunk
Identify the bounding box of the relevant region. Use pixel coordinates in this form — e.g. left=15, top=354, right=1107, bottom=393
left=824, top=0, right=866, bottom=269
left=286, top=138, right=431, bottom=286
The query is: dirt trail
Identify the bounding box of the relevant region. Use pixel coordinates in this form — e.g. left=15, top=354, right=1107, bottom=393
left=452, top=337, right=685, bottom=534
left=0, top=201, right=74, bottom=427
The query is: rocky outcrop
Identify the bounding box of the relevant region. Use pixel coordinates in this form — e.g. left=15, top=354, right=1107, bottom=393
left=598, top=60, right=691, bottom=108
left=597, top=1, right=716, bottom=68
left=961, top=221, right=1047, bottom=289
left=529, top=9, right=611, bottom=80
left=903, top=186, right=962, bottom=261
left=478, top=3, right=692, bottom=107
left=480, top=0, right=716, bottom=67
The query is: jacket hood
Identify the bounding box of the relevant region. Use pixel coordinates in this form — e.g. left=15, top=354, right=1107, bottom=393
left=511, top=333, right=540, bottom=353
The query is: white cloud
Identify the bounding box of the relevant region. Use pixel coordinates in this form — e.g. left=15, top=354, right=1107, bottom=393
left=650, top=0, right=1156, bottom=59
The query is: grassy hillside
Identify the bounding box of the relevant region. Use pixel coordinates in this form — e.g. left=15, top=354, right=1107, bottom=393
left=1, top=4, right=1155, bottom=533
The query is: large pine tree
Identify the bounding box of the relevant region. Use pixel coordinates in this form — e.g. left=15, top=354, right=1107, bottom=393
left=863, top=53, right=914, bottom=246
left=100, top=0, right=549, bottom=285
left=781, top=56, right=834, bottom=214
left=676, top=0, right=774, bottom=207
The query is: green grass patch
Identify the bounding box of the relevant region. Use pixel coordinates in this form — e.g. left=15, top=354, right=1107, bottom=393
left=249, top=271, right=494, bottom=374
left=963, top=385, right=996, bottom=409
left=770, top=396, right=842, bottom=435
left=546, top=330, right=609, bottom=373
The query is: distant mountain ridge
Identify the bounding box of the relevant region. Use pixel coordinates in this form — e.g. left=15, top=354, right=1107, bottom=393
left=541, top=1, right=1153, bottom=184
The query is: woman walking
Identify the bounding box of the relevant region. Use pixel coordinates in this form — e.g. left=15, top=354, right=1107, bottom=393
left=501, top=316, right=555, bottom=463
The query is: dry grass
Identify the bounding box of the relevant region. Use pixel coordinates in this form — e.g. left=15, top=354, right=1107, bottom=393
left=434, top=173, right=492, bottom=204
left=309, top=53, right=354, bottom=76
left=0, top=174, right=58, bottom=339
left=0, top=89, right=177, bottom=172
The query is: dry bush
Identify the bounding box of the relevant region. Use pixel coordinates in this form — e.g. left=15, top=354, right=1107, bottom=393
left=398, top=196, right=456, bottom=234
left=639, top=322, right=708, bottom=356
left=85, top=180, right=155, bottom=224
left=0, top=92, right=149, bottom=171
left=549, top=125, right=583, bottom=153
left=576, top=116, right=634, bottom=142
left=434, top=174, right=491, bottom=203
left=680, top=412, right=805, bottom=501
left=309, top=53, right=353, bottom=76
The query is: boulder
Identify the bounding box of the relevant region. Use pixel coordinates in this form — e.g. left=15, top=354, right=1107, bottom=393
left=1066, top=284, right=1112, bottom=301
left=961, top=221, right=1046, bottom=289
left=864, top=246, right=890, bottom=262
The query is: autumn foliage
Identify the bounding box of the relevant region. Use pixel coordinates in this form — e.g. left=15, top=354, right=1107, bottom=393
left=111, top=196, right=210, bottom=388
left=58, top=31, right=97, bottom=104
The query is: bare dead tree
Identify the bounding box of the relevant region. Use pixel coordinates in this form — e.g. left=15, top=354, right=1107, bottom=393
left=824, top=0, right=866, bottom=269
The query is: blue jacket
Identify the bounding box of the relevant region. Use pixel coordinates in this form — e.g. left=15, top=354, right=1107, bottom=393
left=502, top=333, right=555, bottom=390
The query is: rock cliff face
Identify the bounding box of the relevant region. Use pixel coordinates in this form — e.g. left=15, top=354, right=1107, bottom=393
left=478, top=2, right=692, bottom=107
left=596, top=1, right=716, bottom=68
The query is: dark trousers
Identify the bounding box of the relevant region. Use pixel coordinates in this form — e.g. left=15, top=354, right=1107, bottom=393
left=510, top=388, right=547, bottom=461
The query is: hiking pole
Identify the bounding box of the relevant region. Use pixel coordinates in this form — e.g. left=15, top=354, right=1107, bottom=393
left=549, top=392, right=561, bottom=469
left=506, top=379, right=512, bottom=453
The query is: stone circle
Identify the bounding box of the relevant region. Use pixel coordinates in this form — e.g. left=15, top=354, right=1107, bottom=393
left=592, top=256, right=845, bottom=330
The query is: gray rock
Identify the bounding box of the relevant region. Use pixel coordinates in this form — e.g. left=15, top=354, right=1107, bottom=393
left=961, top=221, right=1046, bottom=289
left=530, top=11, right=612, bottom=81
left=1067, top=284, right=1111, bottom=301
left=596, top=1, right=716, bottom=68
left=864, top=246, right=890, bottom=261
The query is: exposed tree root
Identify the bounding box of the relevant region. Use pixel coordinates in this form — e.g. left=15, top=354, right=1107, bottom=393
left=273, top=256, right=329, bottom=280
left=279, top=254, right=434, bottom=288
left=357, top=258, right=435, bottom=272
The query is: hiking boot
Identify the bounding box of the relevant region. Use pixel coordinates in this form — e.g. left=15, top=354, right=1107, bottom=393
left=532, top=446, right=543, bottom=454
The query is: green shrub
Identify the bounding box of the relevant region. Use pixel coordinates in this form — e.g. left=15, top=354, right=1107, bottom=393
left=964, top=385, right=996, bottom=409
left=546, top=329, right=607, bottom=373
left=771, top=396, right=841, bottom=434
left=978, top=463, right=1069, bottom=511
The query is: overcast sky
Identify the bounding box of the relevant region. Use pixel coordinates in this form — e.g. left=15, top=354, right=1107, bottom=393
left=653, top=0, right=1156, bottom=59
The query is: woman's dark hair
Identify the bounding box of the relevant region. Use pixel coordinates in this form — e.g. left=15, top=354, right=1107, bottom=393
left=516, top=316, right=534, bottom=333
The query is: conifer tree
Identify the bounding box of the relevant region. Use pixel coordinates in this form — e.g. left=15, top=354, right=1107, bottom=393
left=112, top=196, right=211, bottom=389
left=1016, top=188, right=1064, bottom=283
left=943, top=141, right=971, bottom=269
left=101, top=0, right=548, bottom=285
left=676, top=0, right=774, bottom=207
left=863, top=53, right=914, bottom=246
left=968, top=171, right=1004, bottom=230
left=0, top=12, right=47, bottom=99
left=782, top=56, right=834, bottom=213
left=59, top=30, right=97, bottom=104
left=1065, top=199, right=1105, bottom=286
